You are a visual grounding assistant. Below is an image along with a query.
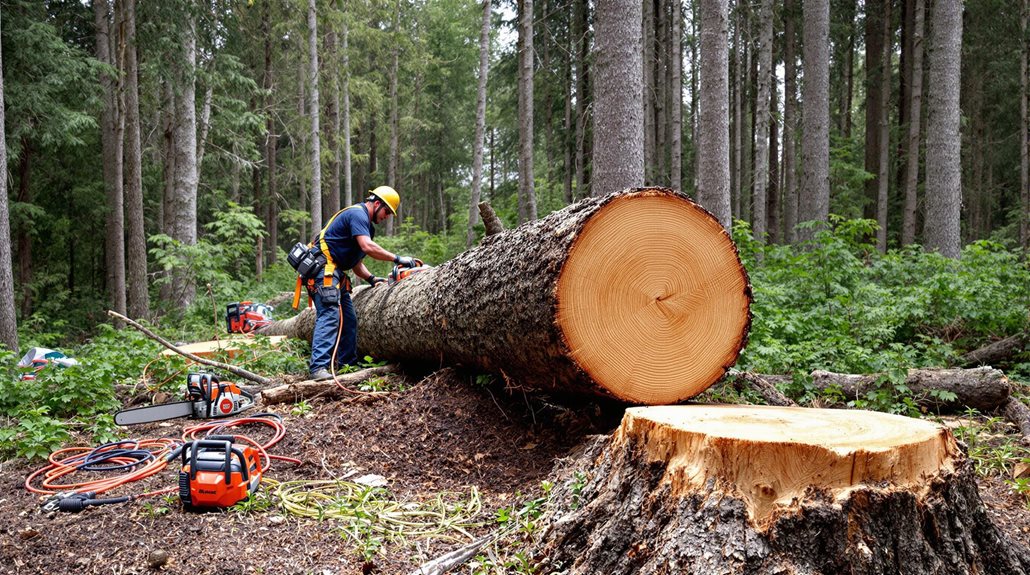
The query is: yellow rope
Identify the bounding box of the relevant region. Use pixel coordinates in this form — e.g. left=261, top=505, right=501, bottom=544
left=263, top=478, right=484, bottom=544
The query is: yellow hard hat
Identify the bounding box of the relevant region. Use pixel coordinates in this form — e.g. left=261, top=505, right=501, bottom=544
left=369, top=186, right=400, bottom=215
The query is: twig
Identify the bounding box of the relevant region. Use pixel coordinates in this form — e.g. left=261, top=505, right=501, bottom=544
left=107, top=310, right=274, bottom=386
left=406, top=532, right=500, bottom=575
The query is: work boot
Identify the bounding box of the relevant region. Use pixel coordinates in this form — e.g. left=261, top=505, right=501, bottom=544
left=309, top=368, right=333, bottom=381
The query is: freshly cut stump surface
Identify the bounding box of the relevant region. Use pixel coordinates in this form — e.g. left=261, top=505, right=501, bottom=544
left=556, top=195, right=750, bottom=404
left=352, top=188, right=751, bottom=405
left=535, top=405, right=1030, bottom=575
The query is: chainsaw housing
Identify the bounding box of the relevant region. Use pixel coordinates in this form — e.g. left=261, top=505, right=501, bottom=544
left=178, top=438, right=262, bottom=509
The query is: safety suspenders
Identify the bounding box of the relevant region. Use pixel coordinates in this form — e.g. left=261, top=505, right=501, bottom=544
left=291, top=205, right=365, bottom=309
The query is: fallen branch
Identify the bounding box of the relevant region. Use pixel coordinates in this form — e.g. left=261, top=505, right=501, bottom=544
left=1002, top=397, right=1030, bottom=445
left=408, top=533, right=497, bottom=575
left=108, top=310, right=274, bottom=387
left=725, top=370, right=797, bottom=406
left=808, top=367, right=1010, bottom=413
left=258, top=365, right=402, bottom=404
left=959, top=333, right=1028, bottom=368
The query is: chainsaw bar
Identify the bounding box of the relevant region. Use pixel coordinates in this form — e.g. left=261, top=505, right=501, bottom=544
left=114, top=401, right=196, bottom=426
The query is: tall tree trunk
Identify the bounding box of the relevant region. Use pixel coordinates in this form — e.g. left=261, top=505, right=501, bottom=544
left=170, top=9, right=199, bottom=309
left=518, top=0, right=537, bottom=220
left=563, top=20, right=575, bottom=204
left=690, top=0, right=700, bottom=192
left=699, top=0, right=732, bottom=228
left=593, top=0, right=644, bottom=195
left=15, top=144, right=32, bottom=318
left=876, top=0, right=893, bottom=252
left=196, top=85, right=213, bottom=173
left=670, top=0, right=683, bottom=191
left=160, top=79, right=175, bottom=238
left=467, top=0, right=492, bottom=248
left=731, top=4, right=742, bottom=220
left=0, top=9, right=18, bottom=353
left=768, top=57, right=780, bottom=244
left=864, top=0, right=885, bottom=222
left=96, top=0, right=126, bottom=323
left=655, top=0, right=668, bottom=185
left=122, top=0, right=148, bottom=319
left=644, top=0, right=656, bottom=183
left=843, top=3, right=855, bottom=139
left=308, top=0, right=323, bottom=234
left=574, top=0, right=591, bottom=199
left=752, top=0, right=772, bottom=241
left=924, top=0, right=963, bottom=258
left=264, top=0, right=278, bottom=266
left=902, top=0, right=925, bottom=246
left=1022, top=0, right=1029, bottom=254
left=386, top=0, right=400, bottom=235
left=326, top=23, right=341, bottom=216
left=782, top=0, right=798, bottom=243
left=799, top=0, right=830, bottom=239
left=342, top=20, right=352, bottom=207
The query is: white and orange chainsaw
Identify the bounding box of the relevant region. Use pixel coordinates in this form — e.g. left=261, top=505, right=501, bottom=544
left=114, top=372, right=255, bottom=426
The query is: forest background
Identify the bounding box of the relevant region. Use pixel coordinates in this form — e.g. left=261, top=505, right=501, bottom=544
left=0, top=0, right=1028, bottom=457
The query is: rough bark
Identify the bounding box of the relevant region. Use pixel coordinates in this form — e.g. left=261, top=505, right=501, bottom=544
left=467, top=0, right=491, bottom=248
left=353, top=188, right=751, bottom=405
left=478, top=201, right=505, bottom=238
left=875, top=0, right=893, bottom=252
left=903, top=0, right=926, bottom=247
left=864, top=0, right=885, bottom=224
left=809, top=367, right=1011, bottom=413
left=259, top=365, right=402, bottom=405
left=533, top=406, right=1030, bottom=575
left=121, top=0, right=148, bottom=320
left=959, top=333, right=1029, bottom=368
left=169, top=9, right=199, bottom=309
left=698, top=0, right=732, bottom=228
left=643, top=0, right=655, bottom=183
left=669, top=0, right=682, bottom=191
left=1022, top=0, right=1029, bottom=254
left=1003, top=398, right=1030, bottom=445
left=308, top=0, right=323, bottom=234
left=573, top=0, right=590, bottom=199
left=592, top=0, right=644, bottom=195
left=726, top=369, right=797, bottom=406
left=924, top=0, right=963, bottom=258
left=0, top=8, right=17, bottom=353
left=518, top=0, right=537, bottom=221
left=799, top=0, right=830, bottom=239
left=342, top=21, right=352, bottom=207
left=782, top=0, right=798, bottom=244
left=326, top=25, right=341, bottom=217
left=752, top=0, right=773, bottom=241
left=96, top=0, right=127, bottom=324
left=256, top=307, right=316, bottom=341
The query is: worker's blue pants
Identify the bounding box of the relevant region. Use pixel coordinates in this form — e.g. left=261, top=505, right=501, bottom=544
left=309, top=287, right=358, bottom=373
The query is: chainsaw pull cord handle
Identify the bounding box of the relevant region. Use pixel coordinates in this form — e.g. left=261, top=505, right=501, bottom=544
left=186, top=439, right=249, bottom=485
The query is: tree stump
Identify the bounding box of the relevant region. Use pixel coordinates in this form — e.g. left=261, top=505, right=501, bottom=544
left=535, top=405, right=1030, bottom=574
left=352, top=188, right=752, bottom=405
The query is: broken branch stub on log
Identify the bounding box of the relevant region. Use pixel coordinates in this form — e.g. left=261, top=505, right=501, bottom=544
left=258, top=365, right=401, bottom=405
left=535, top=405, right=1030, bottom=574
left=353, top=188, right=752, bottom=405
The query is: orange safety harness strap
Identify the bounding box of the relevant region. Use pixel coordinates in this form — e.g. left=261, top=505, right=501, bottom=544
left=292, top=205, right=364, bottom=309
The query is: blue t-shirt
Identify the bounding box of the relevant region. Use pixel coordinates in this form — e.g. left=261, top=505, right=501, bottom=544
left=321, top=204, right=374, bottom=270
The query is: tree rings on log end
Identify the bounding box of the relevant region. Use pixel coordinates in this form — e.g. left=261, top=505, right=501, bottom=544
left=620, top=405, right=960, bottom=525
left=556, top=190, right=751, bottom=404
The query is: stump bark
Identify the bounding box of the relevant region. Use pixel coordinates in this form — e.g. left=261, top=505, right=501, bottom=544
left=351, top=188, right=752, bottom=405
left=534, top=405, right=1030, bottom=575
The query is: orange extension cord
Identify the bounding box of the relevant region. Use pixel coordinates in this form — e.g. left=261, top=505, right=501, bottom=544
left=26, top=414, right=301, bottom=509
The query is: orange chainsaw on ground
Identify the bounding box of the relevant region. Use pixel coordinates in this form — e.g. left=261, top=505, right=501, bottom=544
left=178, top=436, right=262, bottom=509
left=114, top=373, right=255, bottom=426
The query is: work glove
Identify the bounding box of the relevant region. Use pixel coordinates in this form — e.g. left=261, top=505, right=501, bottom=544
left=393, top=255, right=419, bottom=268
left=367, top=275, right=387, bottom=287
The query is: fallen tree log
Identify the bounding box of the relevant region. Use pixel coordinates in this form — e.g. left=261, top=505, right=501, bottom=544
left=350, top=188, right=752, bottom=405
left=258, top=365, right=401, bottom=404
left=1003, top=397, right=1030, bottom=444
left=959, top=333, right=1028, bottom=368
left=808, top=367, right=1010, bottom=413
left=256, top=306, right=315, bottom=341
left=534, top=405, right=1030, bottom=574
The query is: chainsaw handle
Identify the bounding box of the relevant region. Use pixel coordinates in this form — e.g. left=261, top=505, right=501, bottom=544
left=184, top=440, right=250, bottom=485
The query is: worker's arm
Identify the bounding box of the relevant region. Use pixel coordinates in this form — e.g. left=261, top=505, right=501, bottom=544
left=355, top=235, right=396, bottom=263
left=352, top=261, right=386, bottom=286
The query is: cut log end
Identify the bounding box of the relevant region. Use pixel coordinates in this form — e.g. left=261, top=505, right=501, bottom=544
left=620, top=405, right=960, bottom=525
left=556, top=191, right=751, bottom=404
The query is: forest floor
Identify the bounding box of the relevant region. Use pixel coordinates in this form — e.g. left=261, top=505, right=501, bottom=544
left=0, top=368, right=1028, bottom=575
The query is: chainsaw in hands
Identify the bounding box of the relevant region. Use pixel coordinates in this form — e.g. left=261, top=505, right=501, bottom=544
left=114, top=372, right=256, bottom=426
